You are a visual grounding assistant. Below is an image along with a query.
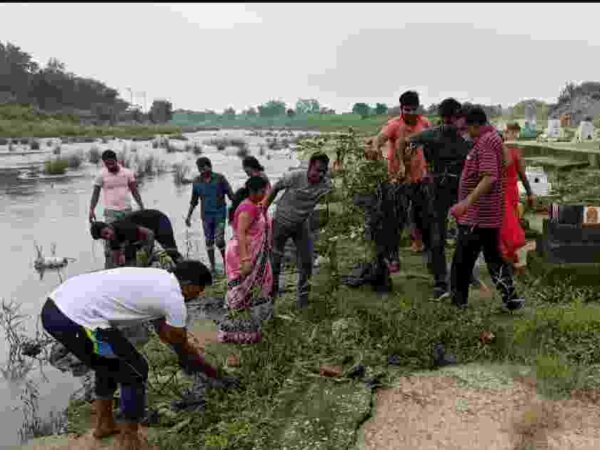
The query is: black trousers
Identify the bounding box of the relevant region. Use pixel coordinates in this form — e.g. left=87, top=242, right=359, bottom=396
left=271, top=219, right=313, bottom=307
left=425, top=178, right=459, bottom=290
left=41, top=299, right=148, bottom=421
left=408, top=182, right=432, bottom=249
left=450, top=225, right=518, bottom=306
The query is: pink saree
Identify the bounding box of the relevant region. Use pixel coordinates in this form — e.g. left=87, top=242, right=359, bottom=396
left=217, top=199, right=273, bottom=344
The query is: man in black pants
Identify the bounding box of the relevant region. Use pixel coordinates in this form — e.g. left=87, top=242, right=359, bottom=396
left=403, top=99, right=472, bottom=300
left=448, top=107, right=525, bottom=310
left=90, top=209, right=183, bottom=268
left=264, top=152, right=332, bottom=308
left=40, top=261, right=232, bottom=449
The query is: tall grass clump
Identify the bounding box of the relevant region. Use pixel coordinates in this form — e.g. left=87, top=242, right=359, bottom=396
left=89, top=144, right=101, bottom=164
left=172, top=161, right=192, bottom=186
left=67, top=151, right=83, bottom=169
left=29, top=139, right=40, bottom=150
left=236, top=146, right=249, bottom=159
left=43, top=158, right=69, bottom=175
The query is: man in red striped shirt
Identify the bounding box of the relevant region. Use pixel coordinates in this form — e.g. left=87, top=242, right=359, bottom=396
left=449, top=107, right=524, bottom=311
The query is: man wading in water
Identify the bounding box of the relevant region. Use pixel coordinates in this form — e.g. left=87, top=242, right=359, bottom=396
left=40, top=261, right=236, bottom=450
left=89, top=150, right=145, bottom=269
left=264, top=152, right=332, bottom=309
left=185, top=157, right=234, bottom=276
left=367, top=90, right=431, bottom=273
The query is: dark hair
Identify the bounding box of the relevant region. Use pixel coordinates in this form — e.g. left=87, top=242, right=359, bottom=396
left=90, top=221, right=109, bottom=239
left=196, top=156, right=212, bottom=168
left=228, top=176, right=269, bottom=222
left=242, top=156, right=264, bottom=172
left=173, top=259, right=213, bottom=287
left=465, top=106, right=488, bottom=126
left=438, top=98, right=462, bottom=118
left=399, top=90, right=420, bottom=108
left=506, top=122, right=521, bottom=132
left=101, top=150, right=117, bottom=161
left=309, top=152, right=330, bottom=167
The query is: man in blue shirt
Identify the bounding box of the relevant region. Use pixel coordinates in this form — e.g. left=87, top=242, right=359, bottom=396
left=185, top=157, right=234, bottom=274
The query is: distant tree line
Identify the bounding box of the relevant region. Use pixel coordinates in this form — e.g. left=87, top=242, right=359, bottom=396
left=0, top=41, right=173, bottom=124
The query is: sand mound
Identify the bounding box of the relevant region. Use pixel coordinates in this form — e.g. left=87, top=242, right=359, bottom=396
left=362, top=375, right=600, bottom=450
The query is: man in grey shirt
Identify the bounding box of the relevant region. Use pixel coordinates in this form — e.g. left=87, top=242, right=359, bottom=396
left=264, top=152, right=332, bottom=308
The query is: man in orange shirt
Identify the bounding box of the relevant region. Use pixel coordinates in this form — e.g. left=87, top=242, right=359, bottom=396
left=369, top=91, right=431, bottom=272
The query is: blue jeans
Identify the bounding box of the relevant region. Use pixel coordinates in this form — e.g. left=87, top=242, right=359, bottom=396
left=41, top=299, right=148, bottom=421
left=202, top=215, right=226, bottom=250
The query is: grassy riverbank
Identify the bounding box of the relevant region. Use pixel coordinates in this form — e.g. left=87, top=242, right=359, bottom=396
left=19, top=133, right=600, bottom=450
left=0, top=104, right=182, bottom=139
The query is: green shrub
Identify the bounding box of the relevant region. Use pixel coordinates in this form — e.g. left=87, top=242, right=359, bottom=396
left=513, top=300, right=600, bottom=365
left=43, top=159, right=69, bottom=175
left=67, top=153, right=83, bottom=169
left=89, top=145, right=101, bottom=164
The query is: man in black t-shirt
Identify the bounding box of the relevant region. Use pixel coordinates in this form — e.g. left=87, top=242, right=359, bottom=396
left=90, top=209, right=182, bottom=268
left=401, top=99, right=472, bottom=300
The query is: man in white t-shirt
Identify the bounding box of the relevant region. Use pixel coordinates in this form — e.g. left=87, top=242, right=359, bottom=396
left=40, top=260, right=230, bottom=449
left=89, top=150, right=145, bottom=268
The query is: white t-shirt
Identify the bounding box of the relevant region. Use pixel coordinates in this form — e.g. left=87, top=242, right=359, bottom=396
left=49, top=267, right=187, bottom=330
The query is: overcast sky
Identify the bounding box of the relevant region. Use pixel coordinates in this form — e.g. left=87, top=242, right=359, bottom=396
left=1, top=3, right=599, bottom=112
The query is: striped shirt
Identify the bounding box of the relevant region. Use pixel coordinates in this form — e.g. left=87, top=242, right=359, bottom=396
left=458, top=125, right=505, bottom=228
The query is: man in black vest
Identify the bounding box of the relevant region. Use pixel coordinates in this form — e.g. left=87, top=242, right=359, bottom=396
left=401, top=99, right=472, bottom=300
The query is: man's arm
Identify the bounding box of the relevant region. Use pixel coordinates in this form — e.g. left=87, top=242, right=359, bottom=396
left=128, top=178, right=144, bottom=210
left=367, top=131, right=388, bottom=159
left=464, top=174, right=494, bottom=206
left=186, top=184, right=200, bottom=223
left=264, top=173, right=294, bottom=208
left=155, top=320, right=219, bottom=378
left=223, top=176, right=234, bottom=202
left=89, top=185, right=101, bottom=221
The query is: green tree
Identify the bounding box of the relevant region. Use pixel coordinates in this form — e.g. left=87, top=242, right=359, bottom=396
left=223, top=107, right=236, bottom=118
left=295, top=98, right=320, bottom=115
left=352, top=102, right=371, bottom=119
left=149, top=99, right=173, bottom=123
left=374, top=103, right=388, bottom=115
left=258, top=100, right=286, bottom=117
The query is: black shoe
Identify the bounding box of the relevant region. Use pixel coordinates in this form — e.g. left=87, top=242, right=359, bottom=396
left=432, top=288, right=450, bottom=301
left=505, top=298, right=525, bottom=311
left=432, top=343, right=457, bottom=368
left=450, top=296, right=468, bottom=309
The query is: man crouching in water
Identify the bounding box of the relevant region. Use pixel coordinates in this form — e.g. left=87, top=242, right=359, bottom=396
left=40, top=260, right=236, bottom=449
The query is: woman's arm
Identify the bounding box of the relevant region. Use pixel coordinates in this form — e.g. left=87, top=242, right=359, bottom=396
left=237, top=211, right=252, bottom=263
left=516, top=153, right=533, bottom=195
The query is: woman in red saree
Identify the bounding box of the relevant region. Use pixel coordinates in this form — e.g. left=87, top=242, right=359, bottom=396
left=218, top=176, right=273, bottom=344
left=500, top=123, right=535, bottom=266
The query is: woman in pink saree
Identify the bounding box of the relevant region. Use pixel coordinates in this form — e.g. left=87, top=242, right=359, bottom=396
left=218, top=176, right=273, bottom=344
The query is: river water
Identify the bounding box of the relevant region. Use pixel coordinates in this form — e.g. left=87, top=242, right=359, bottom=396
left=0, top=129, right=311, bottom=448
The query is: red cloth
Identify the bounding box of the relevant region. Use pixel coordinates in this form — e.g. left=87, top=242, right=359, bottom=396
left=499, top=147, right=526, bottom=263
